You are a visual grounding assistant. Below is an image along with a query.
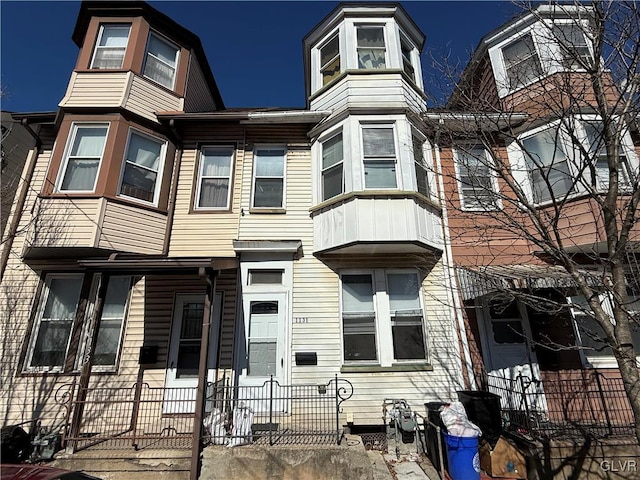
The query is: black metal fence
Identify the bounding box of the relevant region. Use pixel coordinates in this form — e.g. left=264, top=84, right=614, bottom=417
left=59, top=376, right=353, bottom=451
left=487, top=372, right=635, bottom=439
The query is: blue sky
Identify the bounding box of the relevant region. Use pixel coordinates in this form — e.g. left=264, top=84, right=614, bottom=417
left=1, top=1, right=520, bottom=112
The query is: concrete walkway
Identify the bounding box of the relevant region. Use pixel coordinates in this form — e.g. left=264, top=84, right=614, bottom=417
left=368, top=450, right=440, bottom=480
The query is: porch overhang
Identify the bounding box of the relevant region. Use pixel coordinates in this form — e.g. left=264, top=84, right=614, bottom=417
left=455, top=264, right=584, bottom=301
left=76, top=254, right=239, bottom=274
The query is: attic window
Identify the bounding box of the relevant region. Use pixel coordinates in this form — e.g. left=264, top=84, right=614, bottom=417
left=320, top=34, right=341, bottom=86
left=400, top=34, right=415, bottom=81
left=502, top=33, right=542, bottom=90
left=91, top=24, right=131, bottom=69
left=357, top=26, right=386, bottom=69
left=143, top=32, right=179, bottom=89
left=552, top=23, right=591, bottom=69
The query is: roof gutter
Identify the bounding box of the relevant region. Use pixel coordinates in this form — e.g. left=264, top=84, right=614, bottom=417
left=423, top=112, right=528, bottom=132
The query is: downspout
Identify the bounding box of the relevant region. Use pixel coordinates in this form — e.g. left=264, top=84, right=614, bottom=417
left=190, top=267, right=217, bottom=480
left=432, top=123, right=476, bottom=390
left=162, top=119, right=183, bottom=256
left=0, top=119, right=41, bottom=280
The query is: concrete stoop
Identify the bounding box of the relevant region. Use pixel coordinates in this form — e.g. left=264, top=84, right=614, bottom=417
left=50, top=448, right=191, bottom=480
left=200, top=434, right=373, bottom=480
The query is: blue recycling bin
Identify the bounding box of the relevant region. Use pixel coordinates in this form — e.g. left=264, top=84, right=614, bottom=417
left=443, top=432, right=480, bottom=480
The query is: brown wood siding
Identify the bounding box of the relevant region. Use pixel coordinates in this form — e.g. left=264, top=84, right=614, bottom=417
left=183, top=55, right=217, bottom=112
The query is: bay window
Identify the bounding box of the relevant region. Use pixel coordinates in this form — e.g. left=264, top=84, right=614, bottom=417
left=322, top=131, right=344, bottom=201
left=362, top=125, right=397, bottom=189
left=119, top=129, right=166, bottom=204
left=252, top=146, right=286, bottom=208
left=582, top=120, right=631, bottom=189
left=357, top=26, right=386, bottom=69
left=195, top=146, right=234, bottom=209
left=552, top=23, right=591, bottom=69
left=90, top=24, right=130, bottom=69
left=58, top=124, right=108, bottom=192
left=400, top=34, right=416, bottom=81
left=522, top=127, right=573, bottom=203
left=320, top=33, right=341, bottom=86
left=413, top=134, right=429, bottom=196
left=341, top=270, right=427, bottom=364
left=143, top=32, right=179, bottom=89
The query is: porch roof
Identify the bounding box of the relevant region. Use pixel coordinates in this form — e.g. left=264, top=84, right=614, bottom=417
left=77, top=255, right=239, bottom=274
left=455, top=264, right=582, bottom=300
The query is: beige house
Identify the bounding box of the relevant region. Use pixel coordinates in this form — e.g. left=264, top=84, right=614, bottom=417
left=0, top=2, right=466, bottom=469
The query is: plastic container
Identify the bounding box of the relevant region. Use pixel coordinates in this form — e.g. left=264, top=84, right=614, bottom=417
left=457, top=390, right=502, bottom=446
left=443, top=432, right=480, bottom=480
left=424, top=402, right=448, bottom=472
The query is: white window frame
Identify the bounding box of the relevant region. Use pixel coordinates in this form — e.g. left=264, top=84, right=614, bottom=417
left=118, top=128, right=167, bottom=206
left=194, top=145, right=235, bottom=210
left=319, top=31, right=341, bottom=88
left=56, top=123, right=109, bottom=193
left=251, top=145, right=287, bottom=210
left=25, top=273, right=85, bottom=373
left=143, top=31, right=180, bottom=90
left=360, top=123, right=399, bottom=190
left=339, top=269, right=428, bottom=366
left=399, top=32, right=416, bottom=82
left=356, top=24, right=387, bottom=70
left=547, top=20, right=593, bottom=71
left=90, top=23, right=131, bottom=70
left=321, top=129, right=344, bottom=201
left=412, top=129, right=430, bottom=198
left=454, top=145, right=501, bottom=211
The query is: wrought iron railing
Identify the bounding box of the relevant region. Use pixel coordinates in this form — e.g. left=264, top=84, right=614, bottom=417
left=58, top=375, right=353, bottom=450
left=486, top=372, right=635, bottom=439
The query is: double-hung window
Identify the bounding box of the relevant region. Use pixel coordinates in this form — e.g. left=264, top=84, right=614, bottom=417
left=93, top=276, right=131, bottom=369
left=413, top=134, right=429, bottom=196
left=457, top=146, right=499, bottom=210
left=321, top=131, right=344, bottom=201
left=341, top=270, right=427, bottom=364
left=552, top=23, right=591, bottom=70
left=119, top=129, right=166, bottom=205
left=400, top=34, right=416, bottom=81
left=27, top=274, right=84, bottom=370
left=362, top=125, right=397, bottom=189
left=90, top=24, right=130, bottom=69
left=143, top=32, right=179, bottom=89
left=502, top=33, right=542, bottom=90
left=58, top=124, right=108, bottom=192
left=320, top=34, right=341, bottom=86
left=195, top=146, right=234, bottom=209
left=357, top=26, right=386, bottom=69
left=252, top=146, right=286, bottom=208
left=522, top=127, right=573, bottom=203
left=582, top=121, right=630, bottom=190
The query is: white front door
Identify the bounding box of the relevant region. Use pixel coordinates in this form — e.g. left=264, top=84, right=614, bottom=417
left=478, top=296, right=547, bottom=412
left=238, top=292, right=287, bottom=413
left=165, top=293, right=222, bottom=413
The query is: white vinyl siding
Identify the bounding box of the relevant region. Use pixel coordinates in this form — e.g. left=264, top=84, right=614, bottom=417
left=90, top=24, right=130, bottom=69
left=195, top=146, right=234, bottom=209
left=57, top=124, right=108, bottom=193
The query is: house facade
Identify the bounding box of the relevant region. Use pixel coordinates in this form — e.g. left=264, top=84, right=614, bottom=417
left=0, top=1, right=466, bottom=453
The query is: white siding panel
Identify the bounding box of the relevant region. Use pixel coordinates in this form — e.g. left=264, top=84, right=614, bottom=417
left=98, top=201, right=166, bottom=254
left=58, top=72, right=129, bottom=108
left=27, top=198, right=100, bottom=249
left=124, top=75, right=183, bottom=123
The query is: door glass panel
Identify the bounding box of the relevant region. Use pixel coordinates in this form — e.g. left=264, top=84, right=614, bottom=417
left=176, top=301, right=204, bottom=378
left=247, top=301, right=278, bottom=376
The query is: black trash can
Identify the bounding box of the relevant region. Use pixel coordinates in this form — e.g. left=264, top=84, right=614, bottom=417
left=1, top=425, right=30, bottom=463
left=456, top=390, right=502, bottom=447
left=424, top=402, right=449, bottom=472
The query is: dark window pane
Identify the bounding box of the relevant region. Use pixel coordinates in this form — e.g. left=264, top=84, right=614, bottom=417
left=392, top=324, right=426, bottom=360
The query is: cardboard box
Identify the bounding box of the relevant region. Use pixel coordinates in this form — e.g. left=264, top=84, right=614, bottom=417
left=479, top=436, right=527, bottom=479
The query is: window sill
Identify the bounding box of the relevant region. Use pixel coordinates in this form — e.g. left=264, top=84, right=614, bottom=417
left=248, top=208, right=286, bottom=214
left=341, top=363, right=433, bottom=373
left=310, top=190, right=439, bottom=214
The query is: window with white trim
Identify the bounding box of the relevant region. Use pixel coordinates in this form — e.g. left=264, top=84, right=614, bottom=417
left=501, top=33, right=543, bottom=90
left=195, top=146, right=234, bottom=209
left=413, top=133, right=429, bottom=197
left=143, top=32, right=179, bottom=89
left=26, top=274, right=132, bottom=372
left=582, top=120, right=631, bottom=190
left=362, top=125, right=397, bottom=189
left=341, top=270, right=427, bottom=363
left=91, top=24, right=130, bottom=69
left=522, top=127, right=573, bottom=203
left=322, top=131, right=344, bottom=201
left=119, top=129, right=166, bottom=205
left=456, top=146, right=499, bottom=210
left=569, top=294, right=640, bottom=368
left=552, top=23, right=591, bottom=69
left=400, top=34, right=416, bottom=82
left=252, top=146, right=286, bottom=208
left=357, top=26, right=386, bottom=69
left=320, top=33, right=341, bottom=87
left=57, top=124, right=108, bottom=192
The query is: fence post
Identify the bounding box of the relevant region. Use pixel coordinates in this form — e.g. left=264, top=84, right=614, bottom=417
left=335, top=374, right=340, bottom=444
left=594, top=372, right=613, bottom=436
left=130, top=371, right=144, bottom=448
left=269, top=376, right=274, bottom=446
